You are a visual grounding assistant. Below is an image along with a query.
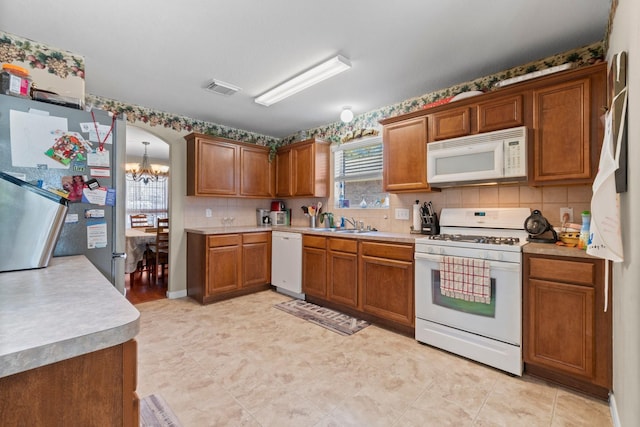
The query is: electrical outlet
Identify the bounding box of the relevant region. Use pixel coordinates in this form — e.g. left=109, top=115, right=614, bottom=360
left=205, top=208, right=212, bottom=218
left=395, top=208, right=410, bottom=220
left=560, top=207, right=573, bottom=223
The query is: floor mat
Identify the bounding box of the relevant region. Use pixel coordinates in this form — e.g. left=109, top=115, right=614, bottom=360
left=274, top=299, right=370, bottom=336
left=139, top=393, right=182, bottom=427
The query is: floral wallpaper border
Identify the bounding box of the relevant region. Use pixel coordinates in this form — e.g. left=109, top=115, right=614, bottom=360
left=2, top=30, right=604, bottom=150
left=84, top=95, right=282, bottom=147
left=294, top=41, right=605, bottom=145
left=0, top=32, right=85, bottom=79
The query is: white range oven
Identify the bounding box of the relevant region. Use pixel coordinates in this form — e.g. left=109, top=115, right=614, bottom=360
left=414, top=207, right=530, bottom=376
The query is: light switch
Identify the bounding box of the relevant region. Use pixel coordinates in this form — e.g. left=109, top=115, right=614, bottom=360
left=205, top=208, right=212, bottom=217
left=395, top=208, right=410, bottom=220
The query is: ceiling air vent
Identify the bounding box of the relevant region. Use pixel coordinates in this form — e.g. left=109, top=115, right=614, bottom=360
left=205, top=79, right=241, bottom=96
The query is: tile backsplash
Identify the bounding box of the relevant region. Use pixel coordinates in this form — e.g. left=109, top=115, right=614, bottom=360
left=183, top=184, right=592, bottom=233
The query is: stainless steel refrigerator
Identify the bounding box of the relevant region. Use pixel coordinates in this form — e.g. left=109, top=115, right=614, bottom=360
left=0, top=94, right=126, bottom=293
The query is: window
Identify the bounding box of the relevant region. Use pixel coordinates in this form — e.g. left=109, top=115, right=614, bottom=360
left=125, top=178, right=168, bottom=227
left=333, top=136, right=389, bottom=209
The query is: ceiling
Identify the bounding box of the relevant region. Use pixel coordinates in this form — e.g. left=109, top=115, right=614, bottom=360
left=125, top=126, right=170, bottom=160
left=2, top=1, right=610, bottom=141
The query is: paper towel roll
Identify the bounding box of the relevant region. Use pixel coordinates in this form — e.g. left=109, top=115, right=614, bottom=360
left=413, top=203, right=421, bottom=231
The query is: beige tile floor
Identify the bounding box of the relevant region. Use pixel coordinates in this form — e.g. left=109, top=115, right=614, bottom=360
left=136, top=290, right=613, bottom=427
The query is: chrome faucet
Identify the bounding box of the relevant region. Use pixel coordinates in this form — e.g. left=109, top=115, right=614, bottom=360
left=342, top=217, right=358, bottom=229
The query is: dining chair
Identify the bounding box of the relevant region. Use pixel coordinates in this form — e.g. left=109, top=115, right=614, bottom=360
left=130, top=214, right=149, bottom=228
left=150, top=217, right=169, bottom=285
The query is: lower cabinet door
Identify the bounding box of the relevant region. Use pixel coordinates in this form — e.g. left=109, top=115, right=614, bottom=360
left=302, top=247, right=327, bottom=298
left=525, top=278, right=595, bottom=378
left=360, top=255, right=414, bottom=326
left=328, top=250, right=358, bottom=307
left=207, top=245, right=241, bottom=295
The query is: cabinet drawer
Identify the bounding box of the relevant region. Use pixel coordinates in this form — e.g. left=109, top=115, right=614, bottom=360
left=360, top=241, right=414, bottom=261
left=303, top=235, right=326, bottom=249
left=328, top=237, right=358, bottom=253
left=477, top=95, right=523, bottom=133
left=243, top=232, right=270, bottom=244
left=208, top=234, right=242, bottom=248
left=429, top=106, right=471, bottom=141
left=528, top=257, right=594, bottom=285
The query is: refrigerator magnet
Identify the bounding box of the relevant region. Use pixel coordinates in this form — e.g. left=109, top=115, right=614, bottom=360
left=90, top=168, right=110, bottom=177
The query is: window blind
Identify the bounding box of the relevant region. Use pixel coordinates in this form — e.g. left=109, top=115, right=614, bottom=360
left=334, top=137, right=383, bottom=182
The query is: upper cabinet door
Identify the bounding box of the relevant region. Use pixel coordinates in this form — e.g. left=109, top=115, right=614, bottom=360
left=477, top=95, right=524, bottom=133
left=383, top=116, right=431, bottom=192
left=429, top=106, right=471, bottom=141
left=275, top=138, right=330, bottom=198
left=532, top=78, right=591, bottom=183
left=240, top=145, right=274, bottom=197
left=187, top=136, right=238, bottom=196
left=275, top=148, right=293, bottom=197
left=293, top=142, right=315, bottom=197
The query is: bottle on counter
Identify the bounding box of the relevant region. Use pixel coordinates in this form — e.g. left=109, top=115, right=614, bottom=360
left=578, top=210, right=590, bottom=250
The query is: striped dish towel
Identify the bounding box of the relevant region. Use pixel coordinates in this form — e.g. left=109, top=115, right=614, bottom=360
left=439, top=256, right=491, bottom=304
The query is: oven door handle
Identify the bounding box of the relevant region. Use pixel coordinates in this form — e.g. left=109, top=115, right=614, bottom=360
left=415, top=252, right=521, bottom=272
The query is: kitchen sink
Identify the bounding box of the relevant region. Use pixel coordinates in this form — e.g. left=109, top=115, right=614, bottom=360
left=335, top=229, right=376, bottom=234
left=310, top=228, right=376, bottom=234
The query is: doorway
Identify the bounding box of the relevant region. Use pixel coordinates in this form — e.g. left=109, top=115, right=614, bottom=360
left=124, top=125, right=170, bottom=304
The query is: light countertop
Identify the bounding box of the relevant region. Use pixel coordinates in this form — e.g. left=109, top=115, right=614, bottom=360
left=185, top=225, right=418, bottom=244
left=0, top=255, right=140, bottom=378
left=523, top=242, right=603, bottom=259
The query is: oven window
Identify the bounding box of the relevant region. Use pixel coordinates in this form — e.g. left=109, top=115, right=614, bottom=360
left=431, top=270, right=496, bottom=317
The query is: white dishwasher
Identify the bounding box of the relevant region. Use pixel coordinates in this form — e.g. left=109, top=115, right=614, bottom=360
left=271, top=231, right=304, bottom=299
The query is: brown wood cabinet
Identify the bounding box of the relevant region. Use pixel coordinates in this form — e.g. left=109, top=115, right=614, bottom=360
left=327, top=238, right=358, bottom=307
left=428, top=106, right=472, bottom=141
left=531, top=68, right=605, bottom=184
left=477, top=94, right=524, bottom=133
left=242, top=232, right=271, bottom=288
left=382, top=116, right=433, bottom=192
left=275, top=138, right=330, bottom=197
left=380, top=63, right=607, bottom=187
left=187, top=232, right=271, bottom=304
left=360, top=241, right=414, bottom=327
left=0, top=340, right=138, bottom=426
left=185, top=133, right=274, bottom=197
left=523, top=253, right=611, bottom=399
left=303, top=235, right=415, bottom=331
left=302, top=235, right=327, bottom=298
left=240, top=144, right=275, bottom=197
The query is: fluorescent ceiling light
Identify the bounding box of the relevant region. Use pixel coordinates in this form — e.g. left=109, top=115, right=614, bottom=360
left=255, top=55, right=351, bottom=107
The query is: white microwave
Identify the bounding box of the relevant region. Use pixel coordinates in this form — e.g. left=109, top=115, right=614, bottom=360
left=427, top=126, right=528, bottom=186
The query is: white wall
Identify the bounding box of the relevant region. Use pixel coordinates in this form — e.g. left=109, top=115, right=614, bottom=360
left=606, top=0, right=640, bottom=425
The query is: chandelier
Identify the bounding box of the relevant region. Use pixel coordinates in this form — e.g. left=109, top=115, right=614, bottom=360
left=126, top=141, right=169, bottom=184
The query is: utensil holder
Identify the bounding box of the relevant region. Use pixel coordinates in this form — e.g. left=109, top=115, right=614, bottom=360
left=421, top=213, right=440, bottom=235
left=310, top=215, right=316, bottom=228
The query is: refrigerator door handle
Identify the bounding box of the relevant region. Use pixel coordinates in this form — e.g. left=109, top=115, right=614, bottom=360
left=112, top=252, right=127, bottom=260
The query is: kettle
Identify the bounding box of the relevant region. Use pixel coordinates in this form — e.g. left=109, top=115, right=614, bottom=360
left=524, top=210, right=558, bottom=243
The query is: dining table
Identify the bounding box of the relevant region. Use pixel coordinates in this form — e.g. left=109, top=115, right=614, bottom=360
left=125, top=228, right=157, bottom=279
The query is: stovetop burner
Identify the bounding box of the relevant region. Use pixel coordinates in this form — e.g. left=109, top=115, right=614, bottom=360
left=425, top=234, right=521, bottom=245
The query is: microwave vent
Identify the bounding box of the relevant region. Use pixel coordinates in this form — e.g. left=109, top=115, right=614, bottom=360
left=205, top=79, right=241, bottom=96
left=431, top=126, right=527, bottom=150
